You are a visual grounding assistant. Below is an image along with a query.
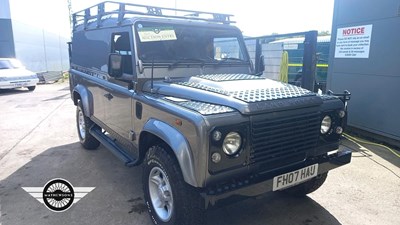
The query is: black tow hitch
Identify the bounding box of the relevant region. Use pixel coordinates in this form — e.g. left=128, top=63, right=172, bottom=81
left=327, top=90, right=351, bottom=109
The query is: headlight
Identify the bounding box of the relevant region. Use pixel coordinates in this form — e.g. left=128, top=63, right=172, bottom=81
left=321, top=115, right=332, bottom=134
left=222, top=132, right=242, bottom=155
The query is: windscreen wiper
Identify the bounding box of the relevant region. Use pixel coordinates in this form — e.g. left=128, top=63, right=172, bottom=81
left=217, top=57, right=248, bottom=63
left=169, top=57, right=205, bottom=68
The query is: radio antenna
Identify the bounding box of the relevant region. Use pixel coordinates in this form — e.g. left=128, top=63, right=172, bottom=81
left=151, top=57, right=154, bottom=93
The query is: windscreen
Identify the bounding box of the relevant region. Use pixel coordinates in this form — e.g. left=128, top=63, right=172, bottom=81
left=0, top=59, right=23, bottom=69
left=135, top=22, right=248, bottom=63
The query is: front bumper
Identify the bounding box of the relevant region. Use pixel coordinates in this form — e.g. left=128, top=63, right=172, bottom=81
left=203, top=148, right=352, bottom=205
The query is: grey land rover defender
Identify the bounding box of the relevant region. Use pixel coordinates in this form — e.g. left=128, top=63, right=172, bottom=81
left=69, top=2, right=352, bottom=224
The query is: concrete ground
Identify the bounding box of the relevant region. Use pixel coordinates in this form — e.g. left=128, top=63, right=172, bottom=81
left=0, top=82, right=399, bottom=225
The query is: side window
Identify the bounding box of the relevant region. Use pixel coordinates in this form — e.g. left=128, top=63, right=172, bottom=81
left=111, top=32, right=133, bottom=75
left=213, top=37, right=244, bottom=60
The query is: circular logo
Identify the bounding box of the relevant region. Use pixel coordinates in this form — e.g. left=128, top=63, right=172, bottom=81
left=42, top=178, right=75, bottom=212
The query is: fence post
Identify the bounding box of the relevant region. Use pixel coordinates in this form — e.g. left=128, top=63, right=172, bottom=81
left=301, top=30, right=318, bottom=91
left=254, top=38, right=262, bottom=74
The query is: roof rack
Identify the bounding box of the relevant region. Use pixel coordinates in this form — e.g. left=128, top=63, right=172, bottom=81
left=72, top=1, right=235, bottom=30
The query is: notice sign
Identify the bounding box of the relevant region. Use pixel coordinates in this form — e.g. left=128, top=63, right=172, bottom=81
left=138, top=27, right=177, bottom=42
left=334, top=24, right=373, bottom=58
left=283, top=43, right=298, bottom=50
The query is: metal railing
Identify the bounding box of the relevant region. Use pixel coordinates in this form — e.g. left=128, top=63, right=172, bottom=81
left=72, top=1, right=235, bottom=30
left=245, top=31, right=318, bottom=92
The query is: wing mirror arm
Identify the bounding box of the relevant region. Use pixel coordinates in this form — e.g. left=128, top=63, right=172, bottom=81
left=138, top=59, right=144, bottom=74
left=255, top=55, right=265, bottom=76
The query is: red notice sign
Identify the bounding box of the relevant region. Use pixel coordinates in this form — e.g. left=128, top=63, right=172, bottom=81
left=335, top=24, right=373, bottom=58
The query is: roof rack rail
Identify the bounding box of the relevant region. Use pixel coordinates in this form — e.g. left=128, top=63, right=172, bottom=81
left=72, top=1, right=235, bottom=30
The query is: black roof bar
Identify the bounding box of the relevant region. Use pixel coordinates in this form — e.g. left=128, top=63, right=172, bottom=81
left=72, top=1, right=235, bottom=30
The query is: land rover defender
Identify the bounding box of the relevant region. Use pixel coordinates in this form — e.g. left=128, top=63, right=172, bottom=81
left=69, top=2, right=351, bottom=224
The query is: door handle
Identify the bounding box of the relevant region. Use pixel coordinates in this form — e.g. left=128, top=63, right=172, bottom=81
left=104, top=93, right=113, bottom=100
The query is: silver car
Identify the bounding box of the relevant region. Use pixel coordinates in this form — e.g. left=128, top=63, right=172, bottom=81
left=0, top=58, right=39, bottom=91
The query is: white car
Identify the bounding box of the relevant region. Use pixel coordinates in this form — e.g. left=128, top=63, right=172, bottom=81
left=0, top=58, right=39, bottom=91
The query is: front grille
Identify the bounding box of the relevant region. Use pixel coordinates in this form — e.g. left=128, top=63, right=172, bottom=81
left=250, top=111, right=320, bottom=172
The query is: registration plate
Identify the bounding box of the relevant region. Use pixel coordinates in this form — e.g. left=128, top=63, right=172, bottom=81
left=272, top=164, right=318, bottom=191
left=13, top=82, right=27, bottom=87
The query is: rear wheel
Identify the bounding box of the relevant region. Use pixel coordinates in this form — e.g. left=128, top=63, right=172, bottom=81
left=143, top=144, right=205, bottom=225
left=76, top=100, right=100, bottom=150
left=27, top=86, right=36, bottom=91
left=282, top=172, right=328, bottom=197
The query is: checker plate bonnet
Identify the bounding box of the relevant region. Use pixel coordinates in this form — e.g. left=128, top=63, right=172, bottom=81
left=144, top=74, right=323, bottom=114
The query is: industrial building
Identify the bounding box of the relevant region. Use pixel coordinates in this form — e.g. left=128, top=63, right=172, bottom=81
left=327, top=0, right=400, bottom=146
left=0, top=0, right=70, bottom=75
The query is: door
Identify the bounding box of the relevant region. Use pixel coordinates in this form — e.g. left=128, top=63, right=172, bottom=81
left=103, top=32, right=136, bottom=152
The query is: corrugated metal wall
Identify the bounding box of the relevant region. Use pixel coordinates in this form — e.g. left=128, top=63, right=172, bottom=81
left=0, top=0, right=70, bottom=73
left=12, top=21, right=69, bottom=72
left=245, top=39, right=283, bottom=80
left=0, top=0, right=15, bottom=58
left=328, top=0, right=400, bottom=142
left=263, top=43, right=283, bottom=80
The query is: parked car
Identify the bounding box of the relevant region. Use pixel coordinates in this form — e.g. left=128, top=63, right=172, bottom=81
left=0, top=58, right=39, bottom=91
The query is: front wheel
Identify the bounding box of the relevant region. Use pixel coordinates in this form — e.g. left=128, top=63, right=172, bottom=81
left=76, top=100, right=100, bottom=150
left=27, top=86, right=36, bottom=91
left=282, top=172, right=328, bottom=197
left=143, top=145, right=205, bottom=225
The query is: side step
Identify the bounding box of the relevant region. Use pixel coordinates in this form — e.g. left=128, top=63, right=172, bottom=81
left=89, top=126, right=139, bottom=167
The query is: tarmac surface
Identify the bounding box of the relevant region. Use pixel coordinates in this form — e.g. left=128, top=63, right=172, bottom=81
left=0, top=82, right=399, bottom=225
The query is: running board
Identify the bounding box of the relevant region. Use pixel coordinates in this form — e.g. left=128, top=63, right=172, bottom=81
left=89, top=126, right=139, bottom=167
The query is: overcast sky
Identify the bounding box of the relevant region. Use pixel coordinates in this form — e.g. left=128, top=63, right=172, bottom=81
left=8, top=0, right=335, bottom=38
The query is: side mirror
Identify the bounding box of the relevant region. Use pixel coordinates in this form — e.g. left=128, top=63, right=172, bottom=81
left=256, top=55, right=265, bottom=75
left=108, top=53, right=123, bottom=78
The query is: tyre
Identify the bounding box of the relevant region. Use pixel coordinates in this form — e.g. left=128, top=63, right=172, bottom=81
left=282, top=172, right=328, bottom=197
left=143, top=145, right=205, bottom=225
left=76, top=100, right=100, bottom=150
left=27, top=86, right=36, bottom=91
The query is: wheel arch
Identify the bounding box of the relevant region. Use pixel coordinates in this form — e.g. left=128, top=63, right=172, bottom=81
left=72, top=84, right=93, bottom=117
left=140, top=119, right=198, bottom=187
